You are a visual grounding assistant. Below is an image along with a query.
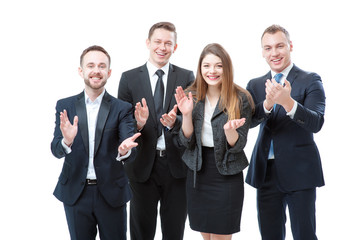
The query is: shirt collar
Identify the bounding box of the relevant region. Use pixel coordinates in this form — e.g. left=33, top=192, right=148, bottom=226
left=271, top=62, right=294, bottom=79
left=146, top=61, right=170, bottom=77
left=84, top=89, right=105, bottom=105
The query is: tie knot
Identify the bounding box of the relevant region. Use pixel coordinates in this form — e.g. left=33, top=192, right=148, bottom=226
left=274, top=73, right=283, bottom=83
left=156, top=69, right=164, bottom=78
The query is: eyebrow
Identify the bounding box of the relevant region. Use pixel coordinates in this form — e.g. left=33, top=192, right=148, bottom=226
left=86, top=62, right=108, bottom=66
left=202, top=62, right=222, bottom=64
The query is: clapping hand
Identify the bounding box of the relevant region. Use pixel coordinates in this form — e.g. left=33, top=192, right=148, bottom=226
left=161, top=104, right=178, bottom=129
left=60, top=110, right=78, bottom=146
left=134, top=98, right=149, bottom=130
left=223, top=118, right=246, bottom=131
left=223, top=118, right=246, bottom=147
left=174, top=86, right=193, bottom=116
left=118, top=132, right=141, bottom=156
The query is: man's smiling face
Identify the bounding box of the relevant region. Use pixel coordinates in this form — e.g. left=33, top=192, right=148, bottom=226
left=262, top=31, right=293, bottom=73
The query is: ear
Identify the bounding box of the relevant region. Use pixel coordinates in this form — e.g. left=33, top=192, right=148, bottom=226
left=173, top=43, right=178, bottom=53
left=146, top=38, right=150, bottom=49
left=108, top=69, right=112, bottom=78
left=78, top=67, right=83, bottom=77
left=289, top=40, right=293, bottom=52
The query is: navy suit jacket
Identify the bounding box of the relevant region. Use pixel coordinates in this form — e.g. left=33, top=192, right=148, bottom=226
left=245, top=65, right=326, bottom=191
left=51, top=91, right=136, bottom=208
left=118, top=63, right=194, bottom=182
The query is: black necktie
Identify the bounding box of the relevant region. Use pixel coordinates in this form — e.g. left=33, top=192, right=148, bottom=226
left=154, top=69, right=164, bottom=137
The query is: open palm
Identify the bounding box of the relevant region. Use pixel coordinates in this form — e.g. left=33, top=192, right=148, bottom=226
left=174, top=86, right=193, bottom=115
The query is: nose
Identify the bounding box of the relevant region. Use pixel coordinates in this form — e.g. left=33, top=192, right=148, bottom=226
left=159, top=42, right=166, bottom=50
left=93, top=66, right=101, bottom=73
left=271, top=47, right=279, bottom=56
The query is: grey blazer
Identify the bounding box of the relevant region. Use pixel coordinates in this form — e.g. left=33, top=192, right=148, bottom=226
left=179, top=92, right=252, bottom=178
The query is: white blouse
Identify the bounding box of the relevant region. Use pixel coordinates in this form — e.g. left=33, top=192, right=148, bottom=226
left=201, top=96, right=216, bottom=147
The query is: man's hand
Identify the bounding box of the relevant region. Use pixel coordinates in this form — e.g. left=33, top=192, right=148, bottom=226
left=60, top=110, right=78, bottom=146
left=160, top=104, right=177, bottom=129
left=134, top=98, right=149, bottom=130
left=265, top=79, right=294, bottom=112
left=118, top=132, right=141, bottom=156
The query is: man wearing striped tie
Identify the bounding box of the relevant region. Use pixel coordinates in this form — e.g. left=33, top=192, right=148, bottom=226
left=246, top=24, right=326, bottom=240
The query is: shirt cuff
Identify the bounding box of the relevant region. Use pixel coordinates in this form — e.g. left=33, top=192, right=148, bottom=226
left=61, top=139, right=72, bottom=154
left=286, top=100, right=298, bottom=119
left=116, top=149, right=132, bottom=161
left=263, top=102, right=272, bottom=114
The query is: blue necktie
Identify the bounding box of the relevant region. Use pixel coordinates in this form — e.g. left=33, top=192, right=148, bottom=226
left=154, top=69, right=164, bottom=137
left=268, top=73, right=283, bottom=159
left=273, top=73, right=283, bottom=107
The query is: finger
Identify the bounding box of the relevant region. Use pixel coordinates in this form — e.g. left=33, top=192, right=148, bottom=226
left=284, top=79, right=290, bottom=88
left=174, top=93, right=180, bottom=103
left=62, top=110, right=70, bottom=122
left=63, top=109, right=68, bottom=120
left=60, top=112, right=65, bottom=123
left=272, top=79, right=283, bottom=90
left=188, top=91, right=192, bottom=99
left=175, top=89, right=182, bottom=100
left=73, top=116, right=79, bottom=126
left=141, top=98, right=147, bottom=108
left=128, top=143, right=138, bottom=149
left=135, top=102, right=141, bottom=109
left=130, top=132, right=141, bottom=141
left=160, top=118, right=168, bottom=127
left=172, top=104, right=177, bottom=114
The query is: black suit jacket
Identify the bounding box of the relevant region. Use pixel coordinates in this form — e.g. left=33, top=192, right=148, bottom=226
left=51, top=91, right=136, bottom=207
left=246, top=65, right=326, bottom=191
left=118, top=63, right=194, bottom=182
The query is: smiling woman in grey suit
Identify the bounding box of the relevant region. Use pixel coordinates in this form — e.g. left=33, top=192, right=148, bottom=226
left=175, top=43, right=254, bottom=240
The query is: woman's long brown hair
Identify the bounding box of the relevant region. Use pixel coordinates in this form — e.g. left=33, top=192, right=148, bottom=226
left=187, top=43, right=254, bottom=120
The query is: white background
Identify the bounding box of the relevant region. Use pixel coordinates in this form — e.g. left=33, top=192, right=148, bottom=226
left=1, top=0, right=360, bottom=239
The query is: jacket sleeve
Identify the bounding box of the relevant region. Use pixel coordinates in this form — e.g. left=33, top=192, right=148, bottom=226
left=50, top=100, right=67, bottom=159
left=292, top=73, right=325, bottom=133
left=246, top=79, right=271, bottom=128
left=226, top=94, right=252, bottom=154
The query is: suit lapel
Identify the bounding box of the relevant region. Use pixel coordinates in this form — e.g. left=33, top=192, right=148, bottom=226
left=94, top=91, right=111, bottom=156
left=139, top=64, right=158, bottom=125
left=194, top=100, right=205, bottom=119
left=164, top=64, right=176, bottom=113
left=212, top=98, right=223, bottom=120
left=75, top=92, right=89, bottom=156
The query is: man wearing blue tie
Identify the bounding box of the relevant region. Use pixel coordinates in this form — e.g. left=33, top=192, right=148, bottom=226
left=246, top=25, right=326, bottom=240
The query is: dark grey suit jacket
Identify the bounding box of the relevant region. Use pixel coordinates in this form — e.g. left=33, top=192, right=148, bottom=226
left=118, top=63, right=194, bottom=182
left=179, top=92, right=252, bottom=176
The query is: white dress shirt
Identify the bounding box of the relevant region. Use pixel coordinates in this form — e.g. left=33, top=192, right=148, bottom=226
left=61, top=90, right=130, bottom=169
left=201, top=96, right=215, bottom=147
left=146, top=61, right=170, bottom=151
left=61, top=90, right=105, bottom=180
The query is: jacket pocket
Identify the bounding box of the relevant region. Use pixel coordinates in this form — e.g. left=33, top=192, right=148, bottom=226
left=59, top=161, right=71, bottom=184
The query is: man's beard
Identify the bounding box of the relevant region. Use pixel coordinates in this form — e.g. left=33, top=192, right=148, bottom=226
left=84, top=77, right=107, bottom=90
